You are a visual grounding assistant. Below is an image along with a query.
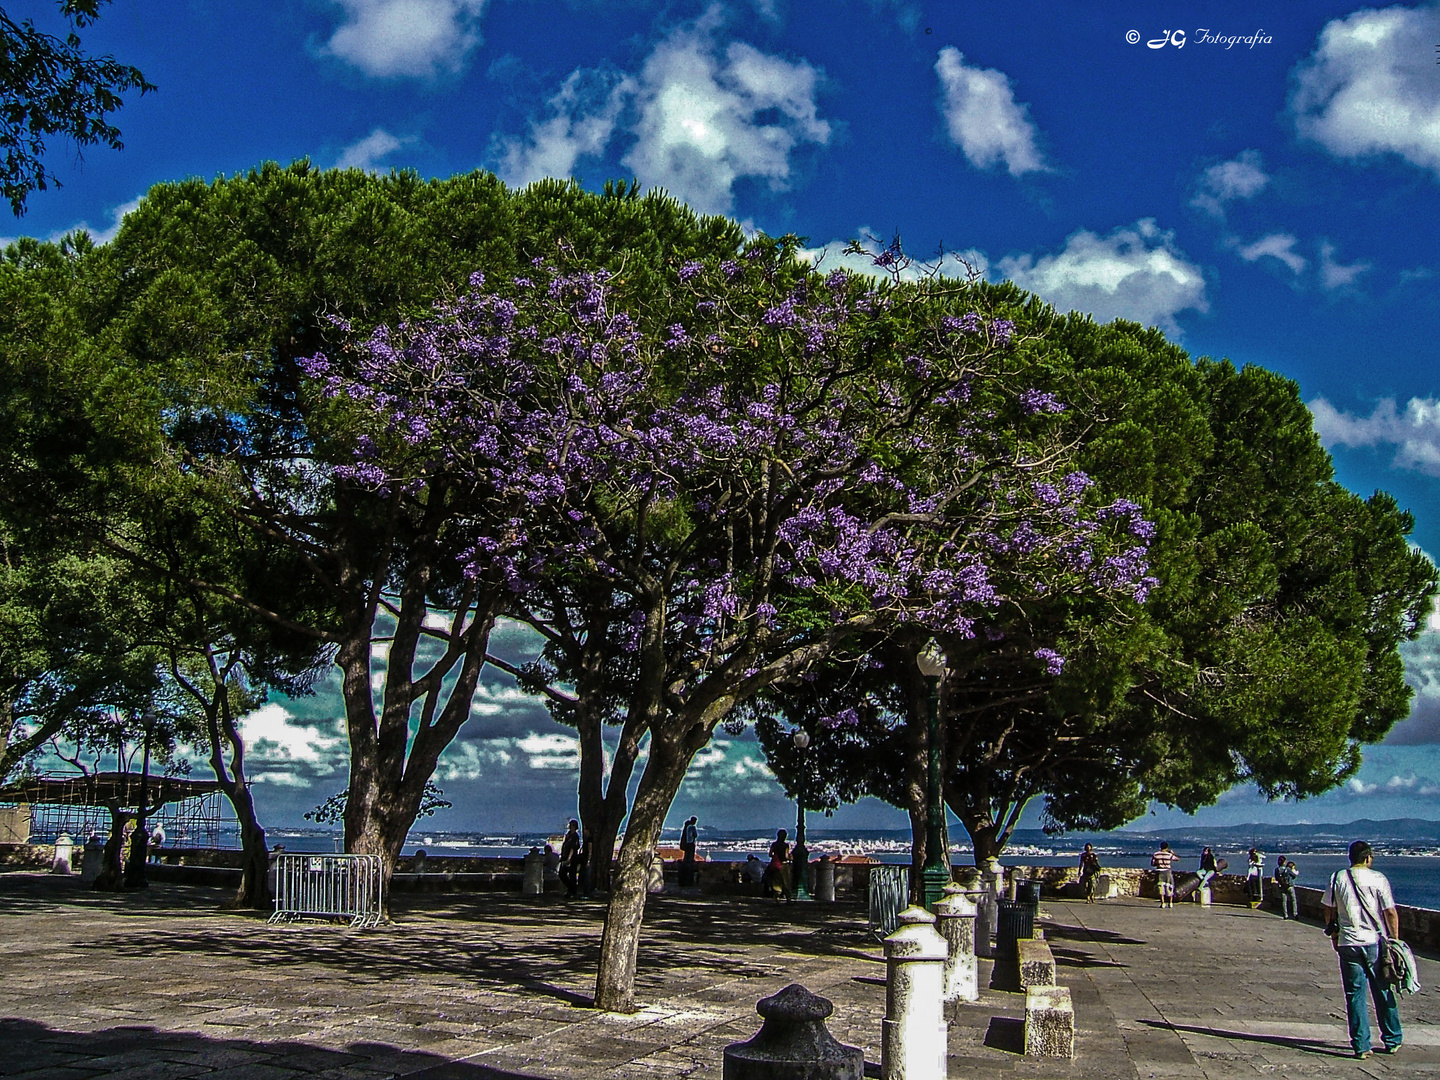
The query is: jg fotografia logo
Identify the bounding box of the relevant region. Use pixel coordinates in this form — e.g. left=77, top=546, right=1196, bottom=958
left=1126, top=28, right=1273, bottom=50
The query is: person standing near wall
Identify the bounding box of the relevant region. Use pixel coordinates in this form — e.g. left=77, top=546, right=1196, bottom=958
left=1246, top=848, right=1265, bottom=908
left=1150, top=841, right=1178, bottom=908
left=1079, top=843, right=1101, bottom=902
left=1276, top=857, right=1300, bottom=919
left=559, top=819, right=582, bottom=899
left=764, top=829, right=792, bottom=901
left=679, top=815, right=699, bottom=887
left=1322, top=841, right=1403, bottom=1059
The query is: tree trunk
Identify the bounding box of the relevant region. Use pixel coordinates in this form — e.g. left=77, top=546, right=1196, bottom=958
left=594, top=735, right=688, bottom=1012
left=92, top=804, right=127, bottom=890
left=214, top=741, right=270, bottom=909
left=581, top=719, right=644, bottom=894
left=964, top=817, right=1003, bottom=867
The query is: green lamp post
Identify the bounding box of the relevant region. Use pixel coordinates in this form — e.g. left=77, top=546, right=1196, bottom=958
left=791, top=728, right=812, bottom=901
left=917, top=638, right=950, bottom=910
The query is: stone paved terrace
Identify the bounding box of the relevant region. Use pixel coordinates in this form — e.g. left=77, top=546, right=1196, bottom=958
left=5, top=872, right=1440, bottom=1078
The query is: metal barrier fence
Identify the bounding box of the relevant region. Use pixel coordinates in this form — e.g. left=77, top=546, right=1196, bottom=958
left=270, top=853, right=384, bottom=928
left=868, top=863, right=909, bottom=941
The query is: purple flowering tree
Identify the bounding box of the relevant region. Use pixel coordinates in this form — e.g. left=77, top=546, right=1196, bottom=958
left=316, top=237, right=1160, bottom=1009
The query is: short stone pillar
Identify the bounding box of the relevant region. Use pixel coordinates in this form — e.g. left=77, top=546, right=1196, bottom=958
left=982, top=857, right=1002, bottom=894
left=51, top=833, right=74, bottom=875
left=522, top=847, right=545, bottom=896
left=1197, top=884, right=1211, bottom=906
left=882, top=906, right=949, bottom=1080
left=934, top=884, right=978, bottom=1005
left=723, top=983, right=863, bottom=1080
left=646, top=850, right=666, bottom=894
left=972, top=890, right=996, bottom=959
left=815, top=856, right=836, bottom=903
left=414, top=849, right=427, bottom=875
left=79, top=836, right=104, bottom=883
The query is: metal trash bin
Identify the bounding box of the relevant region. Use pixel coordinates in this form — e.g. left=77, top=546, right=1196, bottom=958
left=995, top=897, right=1035, bottom=958
left=1016, top=879, right=1040, bottom=908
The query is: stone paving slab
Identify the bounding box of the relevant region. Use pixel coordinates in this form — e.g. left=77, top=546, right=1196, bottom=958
left=5, top=872, right=1440, bottom=1077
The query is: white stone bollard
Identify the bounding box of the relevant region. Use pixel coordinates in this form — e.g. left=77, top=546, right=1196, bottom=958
left=1198, top=885, right=1211, bottom=906
left=815, top=855, right=836, bottom=902
left=646, top=850, right=666, bottom=894
left=51, top=833, right=74, bottom=875
left=80, top=837, right=103, bottom=883
left=934, top=884, right=978, bottom=1004
left=522, top=847, right=545, bottom=896
left=882, top=906, right=949, bottom=1080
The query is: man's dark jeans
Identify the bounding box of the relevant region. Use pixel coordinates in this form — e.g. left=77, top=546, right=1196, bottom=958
left=1337, top=942, right=1402, bottom=1054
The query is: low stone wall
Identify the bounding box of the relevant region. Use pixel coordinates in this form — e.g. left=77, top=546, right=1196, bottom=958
left=1008, top=864, right=1251, bottom=905
left=0, top=843, right=53, bottom=869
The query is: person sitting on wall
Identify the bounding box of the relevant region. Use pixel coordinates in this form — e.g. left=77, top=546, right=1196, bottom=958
left=743, top=853, right=765, bottom=890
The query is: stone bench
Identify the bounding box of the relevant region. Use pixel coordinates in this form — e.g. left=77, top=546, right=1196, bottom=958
left=1024, top=985, right=1074, bottom=1059
left=1017, top=938, right=1056, bottom=989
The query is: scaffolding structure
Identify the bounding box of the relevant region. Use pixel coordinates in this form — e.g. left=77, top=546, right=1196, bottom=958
left=0, top=772, right=237, bottom=848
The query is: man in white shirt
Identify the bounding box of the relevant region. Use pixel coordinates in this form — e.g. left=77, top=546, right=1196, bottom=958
left=1321, top=840, right=1402, bottom=1059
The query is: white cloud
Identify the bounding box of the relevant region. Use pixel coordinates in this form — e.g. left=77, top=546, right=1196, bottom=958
left=1290, top=3, right=1440, bottom=179
left=496, top=68, right=632, bottom=187
left=1235, top=232, right=1307, bottom=274
left=250, top=771, right=317, bottom=788
left=803, top=220, right=1205, bottom=333
left=1191, top=150, right=1270, bottom=217
left=1, top=194, right=142, bottom=249
left=621, top=18, right=831, bottom=213
left=336, top=127, right=413, bottom=171
left=516, top=732, right=579, bottom=769
left=1308, top=395, right=1440, bottom=476
left=1347, top=777, right=1377, bottom=795
left=436, top=739, right=514, bottom=780
left=996, top=219, right=1208, bottom=333
left=320, top=0, right=487, bottom=79
left=798, top=226, right=988, bottom=282
left=934, top=46, right=1047, bottom=177
left=729, top=754, right=774, bottom=780
left=1318, top=240, right=1371, bottom=289
left=238, top=703, right=344, bottom=773
left=496, top=10, right=832, bottom=214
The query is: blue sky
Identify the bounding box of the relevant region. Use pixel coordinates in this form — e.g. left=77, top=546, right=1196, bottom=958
left=10, top=0, right=1440, bottom=833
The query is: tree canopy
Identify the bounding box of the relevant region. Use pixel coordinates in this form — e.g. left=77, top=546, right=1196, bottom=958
left=754, top=313, right=1437, bottom=864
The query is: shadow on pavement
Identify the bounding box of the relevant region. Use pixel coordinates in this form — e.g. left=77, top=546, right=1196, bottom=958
left=1051, top=945, right=1125, bottom=969
left=982, top=1016, right=1024, bottom=1054
left=20, top=877, right=878, bottom=1011
left=1043, top=921, right=1145, bottom=947
left=0, top=1017, right=544, bottom=1079
left=1137, top=1019, right=1352, bottom=1058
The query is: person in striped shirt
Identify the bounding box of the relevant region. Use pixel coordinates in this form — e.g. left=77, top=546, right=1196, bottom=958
left=1151, top=842, right=1178, bottom=908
